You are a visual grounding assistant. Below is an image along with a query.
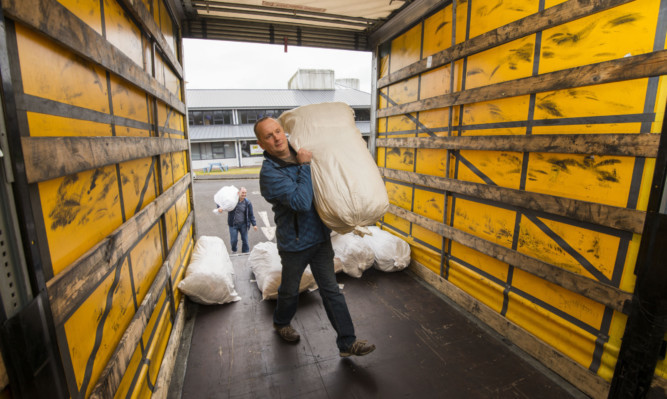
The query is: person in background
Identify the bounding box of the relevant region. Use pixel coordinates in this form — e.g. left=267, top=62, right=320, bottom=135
left=218, top=187, right=257, bottom=253
left=253, top=116, right=375, bottom=357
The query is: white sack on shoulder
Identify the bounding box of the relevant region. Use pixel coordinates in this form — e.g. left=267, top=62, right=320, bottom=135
left=363, top=226, right=411, bottom=272
left=331, top=232, right=375, bottom=278
left=178, top=236, right=241, bottom=305
left=247, top=242, right=317, bottom=300
left=214, top=185, right=239, bottom=211
left=279, top=102, right=389, bottom=236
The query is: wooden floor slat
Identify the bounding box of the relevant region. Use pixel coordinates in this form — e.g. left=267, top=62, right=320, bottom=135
left=181, top=255, right=584, bottom=399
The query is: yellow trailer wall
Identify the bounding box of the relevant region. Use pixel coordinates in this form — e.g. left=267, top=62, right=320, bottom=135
left=1, top=0, right=193, bottom=397
left=374, top=0, right=666, bottom=397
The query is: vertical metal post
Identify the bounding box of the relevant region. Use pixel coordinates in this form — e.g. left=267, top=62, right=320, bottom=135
left=609, top=107, right=667, bottom=398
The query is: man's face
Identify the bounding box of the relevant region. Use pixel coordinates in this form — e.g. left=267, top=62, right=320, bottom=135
left=239, top=188, right=247, bottom=201
left=256, top=118, right=289, bottom=158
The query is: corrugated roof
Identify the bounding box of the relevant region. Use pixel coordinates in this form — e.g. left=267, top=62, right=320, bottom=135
left=186, top=88, right=370, bottom=109
left=189, top=121, right=370, bottom=141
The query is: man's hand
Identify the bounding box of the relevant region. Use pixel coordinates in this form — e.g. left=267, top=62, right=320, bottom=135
left=253, top=226, right=258, bottom=231
left=296, top=148, right=312, bottom=164
left=217, top=208, right=223, bottom=213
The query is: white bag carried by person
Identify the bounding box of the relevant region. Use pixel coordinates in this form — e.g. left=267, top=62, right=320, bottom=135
left=178, top=236, right=241, bottom=305
left=279, top=102, right=389, bottom=236
left=214, top=185, right=239, bottom=212
left=331, top=232, right=375, bottom=278
left=247, top=242, right=318, bottom=300
left=363, top=226, right=411, bottom=272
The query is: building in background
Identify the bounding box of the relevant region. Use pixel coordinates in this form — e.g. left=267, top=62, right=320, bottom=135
left=187, top=69, right=371, bottom=170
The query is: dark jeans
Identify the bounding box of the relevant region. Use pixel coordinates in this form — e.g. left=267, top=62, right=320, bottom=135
left=229, top=224, right=249, bottom=253
left=274, top=239, right=356, bottom=351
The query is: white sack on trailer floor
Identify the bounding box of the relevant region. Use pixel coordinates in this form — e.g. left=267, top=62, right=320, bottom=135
left=247, top=242, right=318, bottom=300
left=279, top=102, right=389, bottom=236
left=363, top=226, right=411, bottom=272
left=331, top=232, right=375, bottom=278
left=178, top=235, right=241, bottom=305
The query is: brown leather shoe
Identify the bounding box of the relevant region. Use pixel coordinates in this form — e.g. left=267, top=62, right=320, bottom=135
left=274, top=324, right=300, bottom=342
left=340, top=340, right=376, bottom=357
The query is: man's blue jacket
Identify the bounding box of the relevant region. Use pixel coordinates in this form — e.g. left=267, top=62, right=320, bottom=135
left=227, top=198, right=256, bottom=231
left=259, top=148, right=330, bottom=252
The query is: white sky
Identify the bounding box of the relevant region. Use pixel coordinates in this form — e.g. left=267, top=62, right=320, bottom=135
left=183, top=38, right=373, bottom=93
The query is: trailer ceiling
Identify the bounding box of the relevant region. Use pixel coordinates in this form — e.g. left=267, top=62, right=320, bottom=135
left=171, top=0, right=419, bottom=51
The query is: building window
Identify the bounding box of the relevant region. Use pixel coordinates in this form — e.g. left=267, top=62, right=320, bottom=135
left=188, top=110, right=233, bottom=125
left=238, top=109, right=285, bottom=124
left=211, top=142, right=236, bottom=159
left=353, top=108, right=370, bottom=121
left=191, top=143, right=202, bottom=160
left=241, top=140, right=263, bottom=157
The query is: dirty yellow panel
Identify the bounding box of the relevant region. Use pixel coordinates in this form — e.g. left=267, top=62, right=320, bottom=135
left=17, top=25, right=109, bottom=114
left=412, top=246, right=441, bottom=275
left=130, top=223, right=163, bottom=303
left=512, top=268, right=605, bottom=329
left=137, top=307, right=172, bottom=399
left=104, top=0, right=143, bottom=66
left=383, top=212, right=410, bottom=234
left=423, top=4, right=453, bottom=58
left=385, top=147, right=415, bottom=171
left=454, top=0, right=469, bottom=45
left=532, top=123, right=643, bottom=135
left=600, top=311, right=628, bottom=381
left=58, top=0, right=102, bottom=34
left=462, top=96, right=531, bottom=128
left=387, top=76, right=420, bottom=105
left=469, top=0, right=537, bottom=39
left=377, top=116, right=387, bottom=134
left=379, top=54, right=389, bottom=80
left=155, top=52, right=166, bottom=87
left=64, top=257, right=134, bottom=396
left=376, top=147, right=387, bottom=167
left=544, top=0, right=568, bottom=7
left=159, top=0, right=177, bottom=55
left=413, top=188, right=444, bottom=220
left=172, top=150, right=187, bottom=181
left=540, top=0, right=661, bottom=74
left=416, top=148, right=448, bottom=176
left=636, top=157, right=656, bottom=213
left=452, top=198, right=516, bottom=248
left=27, top=113, right=111, bottom=137
left=114, top=334, right=144, bottom=398
left=390, top=24, right=422, bottom=72
left=447, top=258, right=504, bottom=313
left=120, top=157, right=157, bottom=219
left=141, top=290, right=168, bottom=349
left=524, top=152, right=636, bottom=207
left=165, top=204, right=178, bottom=249
left=505, top=291, right=596, bottom=369
left=143, top=30, right=153, bottom=74
left=157, top=101, right=182, bottom=132
left=458, top=150, right=524, bottom=189
left=517, top=215, right=624, bottom=281
left=110, top=74, right=150, bottom=123
left=412, top=224, right=442, bottom=250
left=164, top=63, right=181, bottom=99
left=387, top=114, right=416, bottom=135
left=39, top=166, right=122, bottom=275
left=378, top=87, right=389, bottom=110
left=386, top=174, right=413, bottom=205
left=450, top=240, right=510, bottom=282
left=618, top=234, right=641, bottom=293
left=175, top=191, right=189, bottom=230
left=533, top=80, right=648, bottom=123
left=115, top=126, right=152, bottom=137
left=465, top=36, right=535, bottom=89
left=161, top=153, right=175, bottom=190
left=420, top=65, right=452, bottom=100
left=419, top=108, right=455, bottom=132
left=173, top=235, right=193, bottom=293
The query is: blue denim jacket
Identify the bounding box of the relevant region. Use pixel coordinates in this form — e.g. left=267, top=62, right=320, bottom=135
left=226, top=198, right=256, bottom=231
left=259, top=148, right=331, bottom=252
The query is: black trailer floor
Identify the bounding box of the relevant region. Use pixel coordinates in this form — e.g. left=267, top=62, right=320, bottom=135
left=177, top=254, right=584, bottom=399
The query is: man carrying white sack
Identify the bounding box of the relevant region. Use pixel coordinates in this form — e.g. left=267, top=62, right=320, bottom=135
left=253, top=116, right=375, bottom=357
